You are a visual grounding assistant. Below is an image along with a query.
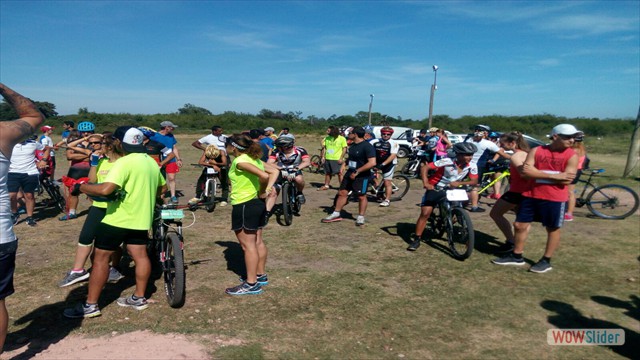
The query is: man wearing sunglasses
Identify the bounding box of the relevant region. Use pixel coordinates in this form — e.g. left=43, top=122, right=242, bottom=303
left=492, top=124, right=580, bottom=274
left=370, top=127, right=399, bottom=207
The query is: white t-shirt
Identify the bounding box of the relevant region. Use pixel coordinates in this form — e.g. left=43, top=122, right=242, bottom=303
left=465, top=138, right=499, bottom=164
left=9, top=141, right=43, bottom=175
left=40, top=134, right=55, bottom=157
left=198, top=134, right=227, bottom=154
left=369, top=138, right=399, bottom=165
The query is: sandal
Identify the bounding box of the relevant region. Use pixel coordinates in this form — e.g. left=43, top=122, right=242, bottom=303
left=317, top=185, right=330, bottom=191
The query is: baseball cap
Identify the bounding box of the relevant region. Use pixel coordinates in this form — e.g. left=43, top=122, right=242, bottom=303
left=160, top=121, right=179, bottom=128
left=40, top=125, right=54, bottom=132
left=551, top=124, right=583, bottom=137
left=264, top=127, right=275, bottom=132
left=428, top=127, right=438, bottom=132
left=113, top=126, right=146, bottom=153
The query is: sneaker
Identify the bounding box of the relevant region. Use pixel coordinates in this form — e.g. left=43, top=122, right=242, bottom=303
left=469, top=207, right=486, bottom=213
left=407, top=234, right=421, bottom=251
left=495, top=242, right=515, bottom=254
left=239, top=273, right=269, bottom=286
left=488, top=193, right=501, bottom=200
left=297, top=194, right=306, bottom=204
left=322, top=212, right=342, bottom=223
left=225, top=282, right=263, bottom=296
left=564, top=213, right=574, bottom=221
left=108, top=267, right=125, bottom=283
left=188, top=197, right=200, bottom=205
left=491, top=253, right=525, bottom=266
left=63, top=302, right=101, bottom=319
left=356, top=215, right=365, bottom=226
left=26, top=217, right=36, bottom=227
left=529, top=259, right=553, bottom=273
left=219, top=201, right=228, bottom=207
left=317, top=185, right=330, bottom=191
left=59, top=213, right=78, bottom=221
left=170, top=196, right=179, bottom=204
left=379, top=199, right=390, bottom=207
left=117, top=294, right=149, bottom=310
left=59, top=269, right=90, bottom=287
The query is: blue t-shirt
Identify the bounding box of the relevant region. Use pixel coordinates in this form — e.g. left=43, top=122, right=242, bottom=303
left=260, top=137, right=274, bottom=150
left=150, top=133, right=177, bottom=163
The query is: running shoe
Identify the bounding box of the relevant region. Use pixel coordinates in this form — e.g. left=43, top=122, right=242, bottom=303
left=117, top=294, right=149, bottom=310
left=469, top=207, right=486, bottom=213
left=529, top=259, right=553, bottom=273
left=379, top=199, right=390, bottom=207
left=59, top=270, right=90, bottom=287
left=491, top=253, right=525, bottom=266
left=170, top=196, right=179, bottom=204
left=63, top=302, right=101, bottom=319
left=225, top=282, right=263, bottom=296
left=188, top=197, right=200, bottom=205
left=108, top=267, right=125, bottom=283
left=356, top=215, right=365, bottom=226
left=26, top=217, right=37, bottom=227
left=219, top=201, right=228, bottom=207
left=239, top=273, right=269, bottom=286
left=297, top=194, right=306, bottom=204
left=322, top=212, right=342, bottom=223
left=564, top=213, right=574, bottom=221
left=59, top=213, right=78, bottom=221
left=407, top=233, right=421, bottom=251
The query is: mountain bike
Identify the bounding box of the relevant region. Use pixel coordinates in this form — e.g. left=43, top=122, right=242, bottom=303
left=400, top=148, right=429, bottom=178
left=278, top=166, right=303, bottom=226
left=191, top=164, right=221, bottom=212
left=574, top=168, right=639, bottom=219
left=423, top=189, right=475, bottom=260
left=477, top=162, right=511, bottom=199
left=307, top=149, right=325, bottom=174
left=38, top=176, right=66, bottom=213
left=369, top=171, right=411, bottom=201
left=150, top=203, right=197, bottom=308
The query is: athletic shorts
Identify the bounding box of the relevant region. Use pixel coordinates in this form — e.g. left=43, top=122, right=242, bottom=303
left=500, top=191, right=525, bottom=205
left=323, top=160, right=342, bottom=175
left=67, top=166, right=90, bottom=180
left=231, top=198, right=266, bottom=231
left=339, top=172, right=370, bottom=196
left=165, top=162, right=180, bottom=174
left=7, top=173, right=39, bottom=193
left=420, top=189, right=447, bottom=207
left=516, top=197, right=565, bottom=228
left=94, top=223, right=148, bottom=251
left=78, top=206, right=107, bottom=246
left=0, top=250, right=16, bottom=300
left=380, top=165, right=396, bottom=180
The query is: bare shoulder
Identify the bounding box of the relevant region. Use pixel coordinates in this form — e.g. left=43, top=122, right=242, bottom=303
left=0, top=119, right=34, bottom=156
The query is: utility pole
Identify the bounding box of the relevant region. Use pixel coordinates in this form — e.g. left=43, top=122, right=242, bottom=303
left=368, top=94, right=374, bottom=126
left=428, top=65, right=438, bottom=129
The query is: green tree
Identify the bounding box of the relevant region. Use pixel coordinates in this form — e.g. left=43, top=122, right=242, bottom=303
left=178, top=103, right=212, bottom=116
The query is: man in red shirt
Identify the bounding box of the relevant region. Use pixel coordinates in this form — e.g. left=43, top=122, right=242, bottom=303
left=492, top=124, right=580, bottom=273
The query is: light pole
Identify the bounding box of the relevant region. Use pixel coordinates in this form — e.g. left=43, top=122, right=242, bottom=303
left=368, top=94, right=374, bottom=126
left=428, top=65, right=438, bottom=129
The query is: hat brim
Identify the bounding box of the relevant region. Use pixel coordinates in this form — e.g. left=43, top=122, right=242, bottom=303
left=122, top=143, right=147, bottom=153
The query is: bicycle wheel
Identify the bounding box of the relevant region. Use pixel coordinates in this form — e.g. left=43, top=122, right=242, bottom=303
left=423, top=202, right=445, bottom=240
left=586, top=184, right=639, bottom=219
left=308, top=155, right=321, bottom=173
left=281, top=182, right=294, bottom=226
left=389, top=174, right=410, bottom=201
left=44, top=181, right=66, bottom=213
left=164, top=232, right=186, bottom=308
left=447, top=207, right=475, bottom=260
left=401, top=161, right=418, bottom=178
left=205, top=179, right=217, bottom=213
left=292, top=188, right=302, bottom=215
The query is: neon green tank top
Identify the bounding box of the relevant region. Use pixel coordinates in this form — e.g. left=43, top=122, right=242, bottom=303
left=229, top=154, right=264, bottom=205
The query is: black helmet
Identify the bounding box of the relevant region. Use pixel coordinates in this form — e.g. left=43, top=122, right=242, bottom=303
left=453, top=142, right=478, bottom=155
left=474, top=124, right=491, bottom=132
left=275, top=136, right=295, bottom=148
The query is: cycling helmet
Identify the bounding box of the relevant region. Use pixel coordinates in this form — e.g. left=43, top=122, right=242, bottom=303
left=489, top=131, right=499, bottom=139
left=138, top=126, right=156, bottom=138
left=77, top=121, right=95, bottom=132
left=453, top=142, right=478, bottom=155
left=474, top=124, right=491, bottom=132
left=275, top=136, right=295, bottom=148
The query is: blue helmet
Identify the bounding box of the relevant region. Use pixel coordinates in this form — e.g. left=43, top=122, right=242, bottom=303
left=77, top=121, right=95, bottom=132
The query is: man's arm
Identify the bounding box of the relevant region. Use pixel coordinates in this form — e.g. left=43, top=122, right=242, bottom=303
left=173, top=145, right=183, bottom=167
left=522, top=148, right=577, bottom=183
left=78, top=182, right=119, bottom=197
left=191, top=140, right=205, bottom=151
left=0, top=83, right=45, bottom=157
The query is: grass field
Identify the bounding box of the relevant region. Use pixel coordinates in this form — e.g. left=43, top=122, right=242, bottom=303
left=4, top=133, right=639, bottom=359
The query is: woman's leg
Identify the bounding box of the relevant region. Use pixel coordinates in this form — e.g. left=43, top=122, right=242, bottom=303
left=256, top=229, right=268, bottom=275
left=489, top=199, right=517, bottom=243
left=235, top=229, right=259, bottom=284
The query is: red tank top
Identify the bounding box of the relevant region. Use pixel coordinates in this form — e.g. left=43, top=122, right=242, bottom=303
left=522, top=145, right=575, bottom=202
left=508, top=151, right=532, bottom=194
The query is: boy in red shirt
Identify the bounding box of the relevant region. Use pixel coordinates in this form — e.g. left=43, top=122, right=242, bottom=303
left=492, top=124, right=580, bottom=273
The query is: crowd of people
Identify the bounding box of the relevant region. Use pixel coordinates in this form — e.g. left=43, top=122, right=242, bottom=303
left=1, top=82, right=587, bottom=344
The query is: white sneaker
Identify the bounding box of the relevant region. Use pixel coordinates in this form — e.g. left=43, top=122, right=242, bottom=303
left=356, top=215, right=365, bottom=226
left=219, top=201, right=228, bottom=207
left=379, top=199, right=390, bottom=207
left=322, top=212, right=343, bottom=223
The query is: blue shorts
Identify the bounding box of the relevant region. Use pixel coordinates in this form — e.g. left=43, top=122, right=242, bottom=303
left=7, top=173, right=39, bottom=193
left=0, top=249, right=16, bottom=300
left=516, top=197, right=565, bottom=228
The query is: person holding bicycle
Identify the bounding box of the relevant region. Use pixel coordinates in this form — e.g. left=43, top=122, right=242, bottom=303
left=224, top=134, right=279, bottom=296
left=192, top=125, right=230, bottom=205
left=488, top=132, right=531, bottom=254
left=492, top=124, right=580, bottom=273
left=370, top=127, right=399, bottom=207
left=407, top=142, right=479, bottom=251
left=265, top=135, right=310, bottom=218
left=189, top=144, right=227, bottom=204
left=64, top=126, right=166, bottom=318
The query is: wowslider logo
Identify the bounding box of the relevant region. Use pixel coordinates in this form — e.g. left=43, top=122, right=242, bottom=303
left=547, top=329, right=625, bottom=346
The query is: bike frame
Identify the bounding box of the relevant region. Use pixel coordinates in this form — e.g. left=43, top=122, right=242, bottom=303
left=477, top=169, right=510, bottom=196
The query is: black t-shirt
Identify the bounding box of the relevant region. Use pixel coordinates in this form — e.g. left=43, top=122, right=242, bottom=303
left=347, top=140, right=376, bottom=177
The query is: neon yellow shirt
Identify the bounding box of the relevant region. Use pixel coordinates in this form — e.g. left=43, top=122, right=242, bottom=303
left=323, top=135, right=347, bottom=161
left=101, top=153, right=166, bottom=230
left=229, top=154, right=264, bottom=205
left=92, top=158, right=116, bottom=209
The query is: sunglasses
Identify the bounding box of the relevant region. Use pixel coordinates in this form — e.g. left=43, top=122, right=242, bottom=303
left=88, top=141, right=103, bottom=145
left=558, top=134, right=577, bottom=140
left=381, top=133, right=392, bottom=136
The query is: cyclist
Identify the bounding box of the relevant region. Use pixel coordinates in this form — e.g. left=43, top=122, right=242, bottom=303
left=464, top=125, right=511, bottom=212
left=407, top=142, right=479, bottom=251
left=189, top=144, right=227, bottom=204
left=59, top=121, right=94, bottom=221
left=318, top=126, right=348, bottom=191
left=488, top=132, right=531, bottom=254
left=369, top=126, right=399, bottom=207
left=191, top=125, right=229, bottom=205
left=265, top=136, right=310, bottom=218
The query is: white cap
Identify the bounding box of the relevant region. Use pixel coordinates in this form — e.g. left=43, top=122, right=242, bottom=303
left=551, top=124, right=583, bottom=137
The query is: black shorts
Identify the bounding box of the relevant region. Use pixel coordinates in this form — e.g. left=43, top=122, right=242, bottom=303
left=231, top=198, right=266, bottom=231
left=339, top=172, right=370, bottom=196
left=67, top=166, right=90, bottom=180
left=94, top=223, right=148, bottom=251
left=420, top=189, right=447, bottom=207
left=0, top=249, right=16, bottom=300
left=78, top=206, right=107, bottom=246
left=500, top=191, right=525, bottom=205
left=7, top=173, right=39, bottom=193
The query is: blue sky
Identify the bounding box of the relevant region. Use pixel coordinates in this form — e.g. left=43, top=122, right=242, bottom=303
left=1, top=1, right=638, bottom=120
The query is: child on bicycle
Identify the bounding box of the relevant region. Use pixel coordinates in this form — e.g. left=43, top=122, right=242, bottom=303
left=407, top=142, right=479, bottom=251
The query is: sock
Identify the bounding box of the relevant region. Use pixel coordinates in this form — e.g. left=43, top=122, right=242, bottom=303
left=246, top=282, right=257, bottom=286
left=71, top=268, right=84, bottom=273
left=332, top=211, right=340, bottom=217
left=132, top=294, right=143, bottom=300
left=542, top=256, right=551, bottom=263
left=69, top=209, right=76, bottom=215
left=512, top=252, right=523, bottom=259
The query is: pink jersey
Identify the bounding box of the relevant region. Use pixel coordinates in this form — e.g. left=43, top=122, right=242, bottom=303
left=522, top=145, right=575, bottom=202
